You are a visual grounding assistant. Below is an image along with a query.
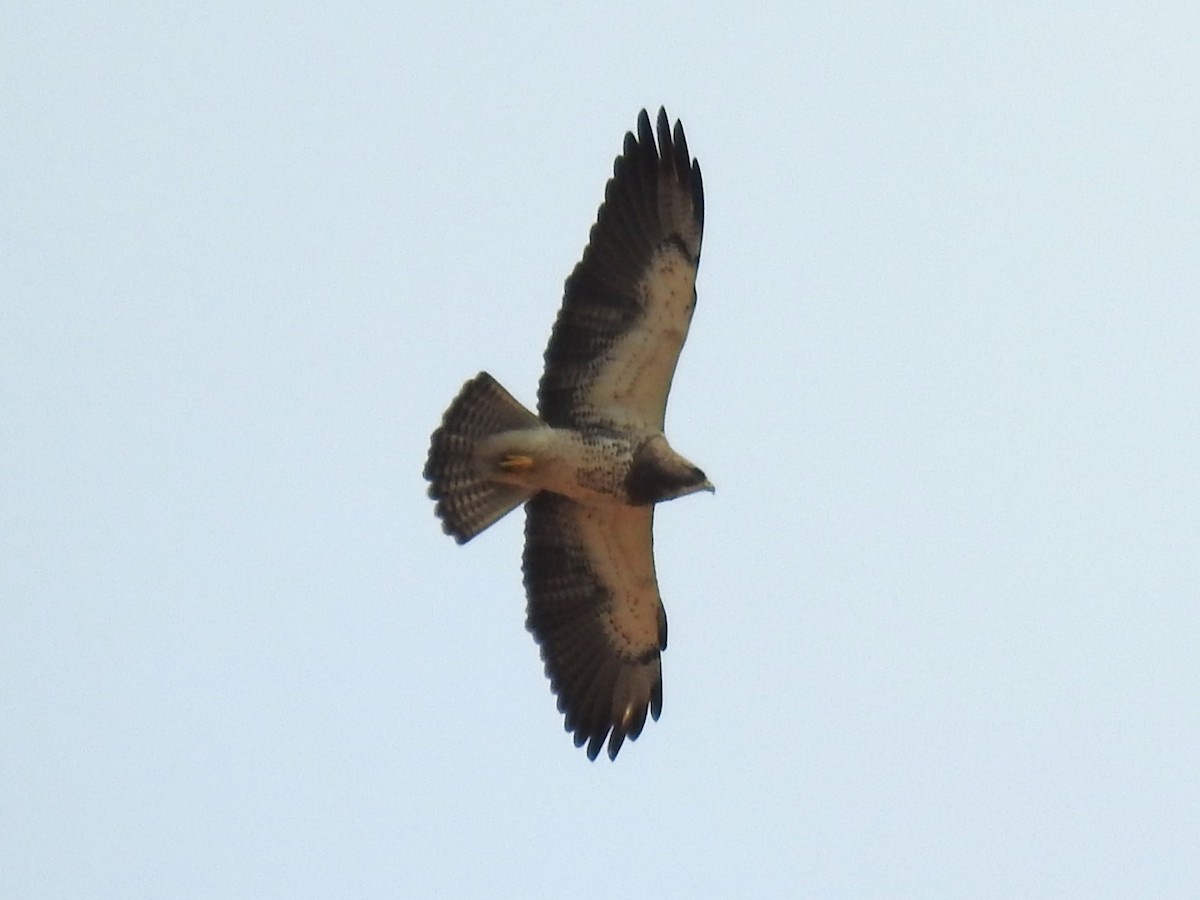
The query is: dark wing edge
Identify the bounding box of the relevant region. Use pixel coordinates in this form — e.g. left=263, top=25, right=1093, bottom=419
left=538, top=107, right=705, bottom=429
left=523, top=493, right=666, bottom=760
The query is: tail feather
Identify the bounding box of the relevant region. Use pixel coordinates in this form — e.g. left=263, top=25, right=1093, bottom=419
left=424, top=372, right=542, bottom=543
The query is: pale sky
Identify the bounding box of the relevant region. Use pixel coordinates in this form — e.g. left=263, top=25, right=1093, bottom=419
left=4, top=3, right=1199, bottom=897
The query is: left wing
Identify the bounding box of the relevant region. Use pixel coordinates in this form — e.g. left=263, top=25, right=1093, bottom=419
left=522, top=493, right=667, bottom=760
left=538, top=108, right=704, bottom=432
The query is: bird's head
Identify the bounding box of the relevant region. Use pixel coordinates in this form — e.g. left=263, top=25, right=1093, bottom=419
left=625, top=435, right=714, bottom=505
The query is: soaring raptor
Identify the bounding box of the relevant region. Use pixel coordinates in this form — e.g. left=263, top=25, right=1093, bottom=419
left=424, top=108, right=711, bottom=760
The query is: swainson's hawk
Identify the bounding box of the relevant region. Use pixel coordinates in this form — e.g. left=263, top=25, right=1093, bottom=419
left=424, top=108, right=711, bottom=760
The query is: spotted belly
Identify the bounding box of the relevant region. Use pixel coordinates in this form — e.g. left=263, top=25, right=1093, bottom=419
left=478, top=426, right=646, bottom=505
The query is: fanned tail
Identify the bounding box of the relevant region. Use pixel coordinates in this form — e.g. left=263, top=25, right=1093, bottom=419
left=424, top=372, right=542, bottom=544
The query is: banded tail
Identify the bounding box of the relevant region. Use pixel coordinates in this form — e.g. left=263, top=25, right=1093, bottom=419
left=424, top=372, right=543, bottom=544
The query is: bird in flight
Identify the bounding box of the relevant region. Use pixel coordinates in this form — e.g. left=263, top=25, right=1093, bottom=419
left=424, top=108, right=711, bottom=760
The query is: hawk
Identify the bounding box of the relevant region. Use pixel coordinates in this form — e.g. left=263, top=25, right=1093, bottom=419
left=424, top=108, right=711, bottom=760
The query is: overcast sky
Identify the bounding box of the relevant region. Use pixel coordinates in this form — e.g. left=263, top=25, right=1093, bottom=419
left=4, top=3, right=1199, bottom=897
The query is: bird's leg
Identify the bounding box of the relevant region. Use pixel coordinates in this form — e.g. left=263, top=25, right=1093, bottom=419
left=498, top=454, right=534, bottom=472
